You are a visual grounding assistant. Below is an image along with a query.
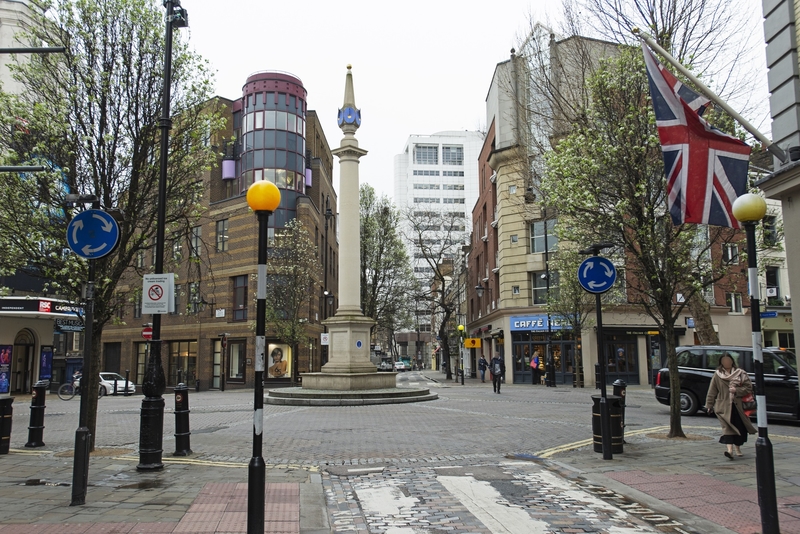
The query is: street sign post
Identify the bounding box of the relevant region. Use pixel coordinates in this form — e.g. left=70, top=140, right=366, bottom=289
left=66, top=209, right=120, bottom=259
left=578, top=243, right=617, bottom=461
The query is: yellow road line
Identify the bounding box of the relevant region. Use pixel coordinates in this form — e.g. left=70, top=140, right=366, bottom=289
left=112, top=455, right=319, bottom=471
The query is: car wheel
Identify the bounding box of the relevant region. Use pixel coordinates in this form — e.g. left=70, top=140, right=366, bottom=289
left=680, top=390, right=699, bottom=416
left=98, top=386, right=106, bottom=397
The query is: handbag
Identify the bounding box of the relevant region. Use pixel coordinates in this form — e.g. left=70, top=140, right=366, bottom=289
left=741, top=392, right=757, bottom=415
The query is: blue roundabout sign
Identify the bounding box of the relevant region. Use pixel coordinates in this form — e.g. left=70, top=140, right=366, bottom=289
left=66, top=209, right=120, bottom=259
left=578, top=256, right=617, bottom=294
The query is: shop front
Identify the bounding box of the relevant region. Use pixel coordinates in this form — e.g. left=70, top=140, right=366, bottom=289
left=510, top=314, right=576, bottom=385
left=0, top=297, right=84, bottom=394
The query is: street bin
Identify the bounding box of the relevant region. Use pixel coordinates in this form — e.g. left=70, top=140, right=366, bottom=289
left=591, top=394, right=623, bottom=454
left=0, top=397, right=13, bottom=455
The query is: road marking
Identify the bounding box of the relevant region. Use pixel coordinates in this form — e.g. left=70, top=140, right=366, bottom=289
left=347, top=466, right=385, bottom=473
left=356, top=485, right=419, bottom=516
left=437, top=475, right=550, bottom=534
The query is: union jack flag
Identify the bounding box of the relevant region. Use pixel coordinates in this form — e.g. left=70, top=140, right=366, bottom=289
left=642, top=43, right=750, bottom=228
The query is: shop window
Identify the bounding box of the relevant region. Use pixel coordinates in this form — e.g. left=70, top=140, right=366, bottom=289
left=228, top=340, right=246, bottom=382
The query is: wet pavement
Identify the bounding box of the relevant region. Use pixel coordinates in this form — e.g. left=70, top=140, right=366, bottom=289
left=0, top=372, right=798, bottom=533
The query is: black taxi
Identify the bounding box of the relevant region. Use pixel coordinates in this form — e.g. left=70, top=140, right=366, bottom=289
left=654, top=345, right=798, bottom=419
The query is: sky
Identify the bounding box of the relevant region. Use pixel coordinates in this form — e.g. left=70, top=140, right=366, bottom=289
left=182, top=0, right=769, bottom=202
left=182, top=0, right=554, bottom=200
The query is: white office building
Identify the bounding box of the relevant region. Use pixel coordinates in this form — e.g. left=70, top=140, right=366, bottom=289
left=393, top=131, right=484, bottom=282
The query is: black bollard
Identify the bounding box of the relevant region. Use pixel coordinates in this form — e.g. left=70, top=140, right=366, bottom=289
left=124, top=370, right=130, bottom=396
left=0, top=397, right=13, bottom=455
left=173, top=383, right=192, bottom=456
left=113, top=377, right=118, bottom=396
left=25, top=381, right=47, bottom=448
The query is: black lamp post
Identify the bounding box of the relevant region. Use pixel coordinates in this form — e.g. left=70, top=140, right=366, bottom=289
left=137, top=0, right=188, bottom=472
left=322, top=198, right=334, bottom=367
left=457, top=324, right=465, bottom=385
left=245, top=180, right=281, bottom=533
left=732, top=193, right=779, bottom=533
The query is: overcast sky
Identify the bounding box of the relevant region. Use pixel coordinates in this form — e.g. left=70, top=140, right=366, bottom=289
left=182, top=0, right=557, bottom=200
left=182, top=0, right=769, bottom=202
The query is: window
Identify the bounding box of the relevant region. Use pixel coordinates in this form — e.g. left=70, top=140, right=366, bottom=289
left=233, top=275, right=248, bottom=321
left=151, top=242, right=157, bottom=267
left=171, top=284, right=181, bottom=315
left=414, top=197, right=440, bottom=203
left=171, top=234, right=182, bottom=261
left=443, top=198, right=465, bottom=204
left=442, top=170, right=464, bottom=177
left=135, top=250, right=145, bottom=268
left=532, top=272, right=548, bottom=304
left=442, top=184, right=464, bottom=190
left=722, top=243, right=738, bottom=264
left=676, top=349, right=702, bottom=368
left=190, top=226, right=201, bottom=258
left=725, top=292, right=743, bottom=313
left=766, top=266, right=781, bottom=304
left=228, top=340, right=246, bottom=382
left=530, top=219, right=558, bottom=253
left=413, top=170, right=440, bottom=176
left=442, top=145, right=463, bottom=165
left=133, top=293, right=142, bottom=319
left=414, top=145, right=438, bottom=165
left=189, top=282, right=200, bottom=314
left=510, top=235, right=518, bottom=244
left=168, top=340, right=197, bottom=384
left=512, top=285, right=520, bottom=295
left=763, top=216, right=778, bottom=246
left=216, top=219, right=229, bottom=252
left=413, top=183, right=440, bottom=189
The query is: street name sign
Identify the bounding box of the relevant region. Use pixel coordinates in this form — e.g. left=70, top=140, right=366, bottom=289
left=66, top=209, right=120, bottom=259
left=578, top=256, right=617, bottom=294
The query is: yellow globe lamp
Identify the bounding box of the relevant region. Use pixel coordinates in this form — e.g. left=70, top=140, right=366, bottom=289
left=731, top=193, right=767, bottom=223
left=246, top=180, right=281, bottom=213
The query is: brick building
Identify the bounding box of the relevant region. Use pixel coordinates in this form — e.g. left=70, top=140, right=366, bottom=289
left=101, top=71, right=339, bottom=390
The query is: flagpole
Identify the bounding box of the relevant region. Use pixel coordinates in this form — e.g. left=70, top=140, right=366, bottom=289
left=633, top=28, right=788, bottom=163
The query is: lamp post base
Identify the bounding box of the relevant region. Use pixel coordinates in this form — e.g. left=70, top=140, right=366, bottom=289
left=137, top=396, right=165, bottom=471
left=756, top=435, right=780, bottom=533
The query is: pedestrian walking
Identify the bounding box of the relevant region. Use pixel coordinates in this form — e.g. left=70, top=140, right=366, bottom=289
left=490, top=355, right=505, bottom=394
left=531, top=349, right=541, bottom=385
left=705, top=353, right=756, bottom=459
left=478, top=355, right=488, bottom=383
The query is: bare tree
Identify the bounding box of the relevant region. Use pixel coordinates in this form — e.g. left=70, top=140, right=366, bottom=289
left=402, top=209, right=467, bottom=380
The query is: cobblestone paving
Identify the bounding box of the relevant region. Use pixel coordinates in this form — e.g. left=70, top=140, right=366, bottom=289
left=322, top=459, right=687, bottom=534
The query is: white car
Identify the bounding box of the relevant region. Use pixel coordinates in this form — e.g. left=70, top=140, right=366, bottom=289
left=393, top=361, right=406, bottom=372
left=99, top=372, right=137, bottom=396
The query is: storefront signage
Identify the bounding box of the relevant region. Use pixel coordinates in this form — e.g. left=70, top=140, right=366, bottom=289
left=511, top=314, right=570, bottom=331
left=55, top=318, right=85, bottom=332
left=0, top=299, right=83, bottom=315
left=464, top=338, right=481, bottom=348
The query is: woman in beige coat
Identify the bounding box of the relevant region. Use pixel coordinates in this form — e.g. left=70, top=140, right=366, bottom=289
left=705, top=353, right=757, bottom=459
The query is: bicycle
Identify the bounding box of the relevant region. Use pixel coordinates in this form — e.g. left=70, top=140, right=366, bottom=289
left=58, top=378, right=80, bottom=400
